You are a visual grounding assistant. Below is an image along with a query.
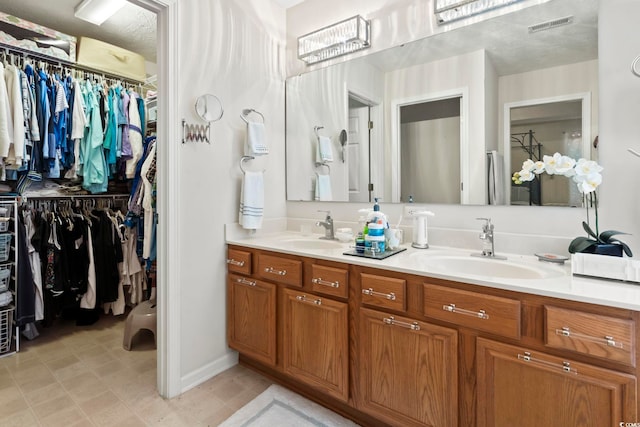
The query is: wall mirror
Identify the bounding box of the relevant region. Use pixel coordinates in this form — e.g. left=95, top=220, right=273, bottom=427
left=285, top=0, right=598, bottom=205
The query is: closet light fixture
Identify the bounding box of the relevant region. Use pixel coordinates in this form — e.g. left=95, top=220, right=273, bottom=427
left=434, top=0, right=524, bottom=25
left=298, top=15, right=370, bottom=65
left=74, top=0, right=126, bottom=26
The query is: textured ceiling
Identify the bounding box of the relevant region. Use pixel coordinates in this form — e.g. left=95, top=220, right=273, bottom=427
left=0, top=0, right=157, bottom=62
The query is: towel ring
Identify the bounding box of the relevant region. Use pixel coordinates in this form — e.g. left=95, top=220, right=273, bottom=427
left=240, top=109, right=265, bottom=124
left=315, top=162, right=331, bottom=174
left=632, top=54, right=640, bottom=78
left=240, top=156, right=266, bottom=174
left=314, top=126, right=325, bottom=137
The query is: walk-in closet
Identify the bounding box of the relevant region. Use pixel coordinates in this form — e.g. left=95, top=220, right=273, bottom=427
left=0, top=2, right=162, bottom=424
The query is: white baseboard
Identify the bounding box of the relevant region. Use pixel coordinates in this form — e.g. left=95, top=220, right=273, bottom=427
left=180, top=351, right=239, bottom=394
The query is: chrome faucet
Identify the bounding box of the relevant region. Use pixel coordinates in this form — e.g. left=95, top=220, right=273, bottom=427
left=472, top=217, right=506, bottom=259
left=316, top=210, right=335, bottom=240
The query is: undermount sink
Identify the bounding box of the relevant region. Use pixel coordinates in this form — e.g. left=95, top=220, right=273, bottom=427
left=411, top=254, right=567, bottom=280
left=278, top=238, right=344, bottom=250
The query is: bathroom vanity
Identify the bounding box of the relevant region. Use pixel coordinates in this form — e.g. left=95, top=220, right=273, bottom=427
left=226, top=232, right=639, bottom=427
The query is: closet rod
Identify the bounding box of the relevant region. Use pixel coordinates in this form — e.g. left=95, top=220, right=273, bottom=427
left=0, top=42, right=145, bottom=85
left=19, top=194, right=130, bottom=201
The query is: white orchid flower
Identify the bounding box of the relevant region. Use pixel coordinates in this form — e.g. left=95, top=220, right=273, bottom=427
left=555, top=155, right=576, bottom=176
left=542, top=153, right=563, bottom=174
left=574, top=158, right=604, bottom=177
left=532, top=161, right=545, bottom=174
left=573, top=171, right=602, bottom=194
left=517, top=168, right=535, bottom=182
left=521, top=159, right=535, bottom=171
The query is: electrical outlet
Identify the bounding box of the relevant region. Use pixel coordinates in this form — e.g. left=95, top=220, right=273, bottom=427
left=404, top=205, right=429, bottom=217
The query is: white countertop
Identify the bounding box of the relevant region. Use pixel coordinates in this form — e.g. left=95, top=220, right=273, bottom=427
left=226, top=230, right=640, bottom=311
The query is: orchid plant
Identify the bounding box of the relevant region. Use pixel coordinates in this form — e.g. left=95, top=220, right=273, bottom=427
left=512, top=152, right=632, bottom=256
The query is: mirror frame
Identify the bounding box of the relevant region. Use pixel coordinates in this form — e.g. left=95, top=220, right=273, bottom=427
left=503, top=92, right=592, bottom=205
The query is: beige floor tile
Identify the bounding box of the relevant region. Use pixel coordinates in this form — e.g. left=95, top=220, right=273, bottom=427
left=45, top=354, right=82, bottom=371
left=37, top=405, right=91, bottom=427
left=0, top=394, right=30, bottom=422
left=89, top=400, right=137, bottom=427
left=209, top=377, right=246, bottom=403
left=0, top=366, right=16, bottom=390
left=147, top=410, right=203, bottom=427
left=51, top=360, right=91, bottom=382
left=132, top=394, right=175, bottom=424
left=16, top=371, right=57, bottom=394
left=30, top=394, right=77, bottom=420
left=23, top=381, right=68, bottom=406
left=0, top=408, right=40, bottom=427
left=77, top=390, right=121, bottom=417
left=61, top=372, right=108, bottom=403
left=202, top=405, right=237, bottom=427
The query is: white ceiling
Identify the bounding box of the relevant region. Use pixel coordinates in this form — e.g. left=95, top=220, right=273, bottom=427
left=0, top=0, right=157, bottom=62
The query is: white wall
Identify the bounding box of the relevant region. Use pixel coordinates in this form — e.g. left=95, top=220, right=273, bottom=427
left=176, top=0, right=286, bottom=390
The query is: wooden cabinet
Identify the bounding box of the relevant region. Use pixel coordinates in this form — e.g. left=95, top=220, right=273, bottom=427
left=282, top=287, right=349, bottom=402
left=358, top=307, right=458, bottom=427
left=477, top=337, right=637, bottom=427
left=227, top=274, right=276, bottom=366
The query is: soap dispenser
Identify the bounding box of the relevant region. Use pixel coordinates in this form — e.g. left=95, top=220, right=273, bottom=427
left=411, top=210, right=435, bottom=249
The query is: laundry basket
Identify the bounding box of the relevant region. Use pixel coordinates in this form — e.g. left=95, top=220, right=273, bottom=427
left=0, top=234, right=11, bottom=263
left=0, top=207, right=9, bottom=233
left=0, top=306, right=13, bottom=353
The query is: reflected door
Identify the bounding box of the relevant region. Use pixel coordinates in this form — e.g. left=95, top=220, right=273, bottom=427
left=348, top=99, right=371, bottom=202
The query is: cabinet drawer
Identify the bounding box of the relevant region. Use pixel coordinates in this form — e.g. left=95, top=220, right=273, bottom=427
left=545, top=306, right=636, bottom=367
left=360, top=273, right=406, bottom=312
left=424, top=284, right=521, bottom=340
left=227, top=248, right=252, bottom=275
left=310, top=264, right=348, bottom=298
left=257, top=254, right=302, bottom=287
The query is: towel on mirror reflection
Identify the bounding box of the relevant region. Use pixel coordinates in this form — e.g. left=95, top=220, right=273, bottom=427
left=239, top=170, right=264, bottom=230
left=245, top=121, right=269, bottom=157
left=315, top=173, right=332, bottom=201
left=317, top=136, right=333, bottom=163
left=487, top=150, right=505, bottom=205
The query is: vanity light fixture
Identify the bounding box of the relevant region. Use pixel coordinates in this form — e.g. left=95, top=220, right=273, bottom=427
left=298, top=15, right=370, bottom=65
left=435, top=0, right=524, bottom=25
left=74, top=0, right=126, bottom=26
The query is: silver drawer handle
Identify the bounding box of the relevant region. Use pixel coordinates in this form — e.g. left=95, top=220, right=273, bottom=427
left=442, top=303, right=489, bottom=320
left=295, top=295, right=322, bottom=305
left=312, top=277, right=340, bottom=288
left=362, top=288, right=396, bottom=300
left=264, top=266, right=287, bottom=276
left=383, top=316, right=420, bottom=331
left=556, top=327, right=624, bottom=349
left=518, top=351, right=577, bottom=374
left=226, top=259, right=245, bottom=267
left=235, top=277, right=256, bottom=287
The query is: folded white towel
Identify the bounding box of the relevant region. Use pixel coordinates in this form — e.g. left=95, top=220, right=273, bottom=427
left=0, top=290, right=12, bottom=307
left=315, top=173, right=332, bottom=201
left=239, top=170, right=264, bottom=230
left=317, top=136, right=333, bottom=163
left=245, top=122, right=269, bottom=157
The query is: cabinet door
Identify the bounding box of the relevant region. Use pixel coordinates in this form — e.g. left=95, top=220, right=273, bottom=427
left=227, top=274, right=276, bottom=366
left=358, top=307, right=458, bottom=427
left=477, top=337, right=637, bottom=427
left=282, top=288, right=349, bottom=402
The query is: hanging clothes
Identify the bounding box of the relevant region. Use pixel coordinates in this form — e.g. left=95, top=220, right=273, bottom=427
left=79, top=80, right=108, bottom=194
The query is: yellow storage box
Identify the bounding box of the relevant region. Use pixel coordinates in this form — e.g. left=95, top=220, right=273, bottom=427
left=76, top=37, right=146, bottom=82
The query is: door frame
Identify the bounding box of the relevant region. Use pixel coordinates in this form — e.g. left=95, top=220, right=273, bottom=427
left=390, top=87, right=469, bottom=203
left=128, top=0, right=181, bottom=398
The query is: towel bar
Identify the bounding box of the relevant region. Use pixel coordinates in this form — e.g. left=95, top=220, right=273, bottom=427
left=240, top=156, right=266, bottom=174
left=241, top=108, right=265, bottom=124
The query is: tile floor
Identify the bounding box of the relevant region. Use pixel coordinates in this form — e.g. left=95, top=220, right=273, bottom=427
left=0, top=312, right=272, bottom=426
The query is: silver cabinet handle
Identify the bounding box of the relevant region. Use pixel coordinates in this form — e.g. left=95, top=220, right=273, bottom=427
left=235, top=277, right=256, bottom=287
left=295, top=295, right=322, bottom=305
left=362, top=288, right=396, bottom=300
left=312, top=277, right=339, bottom=288
left=518, top=351, right=577, bottom=374
left=264, top=266, right=287, bottom=276
left=556, top=327, right=624, bottom=349
left=442, top=303, right=489, bottom=320
left=226, top=259, right=245, bottom=267
left=383, top=316, right=420, bottom=331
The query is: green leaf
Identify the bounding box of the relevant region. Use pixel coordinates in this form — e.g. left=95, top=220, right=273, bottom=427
left=599, top=230, right=630, bottom=243
left=581, top=221, right=599, bottom=240
left=568, top=236, right=597, bottom=254
left=607, top=238, right=634, bottom=257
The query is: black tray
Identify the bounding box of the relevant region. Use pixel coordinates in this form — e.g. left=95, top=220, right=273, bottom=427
left=343, top=247, right=407, bottom=260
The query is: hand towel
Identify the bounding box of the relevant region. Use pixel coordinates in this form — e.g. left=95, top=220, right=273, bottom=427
left=315, top=173, right=332, bottom=201
left=245, top=122, right=269, bottom=157
left=317, top=136, right=333, bottom=163
left=239, top=170, right=264, bottom=230
left=487, top=150, right=505, bottom=205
